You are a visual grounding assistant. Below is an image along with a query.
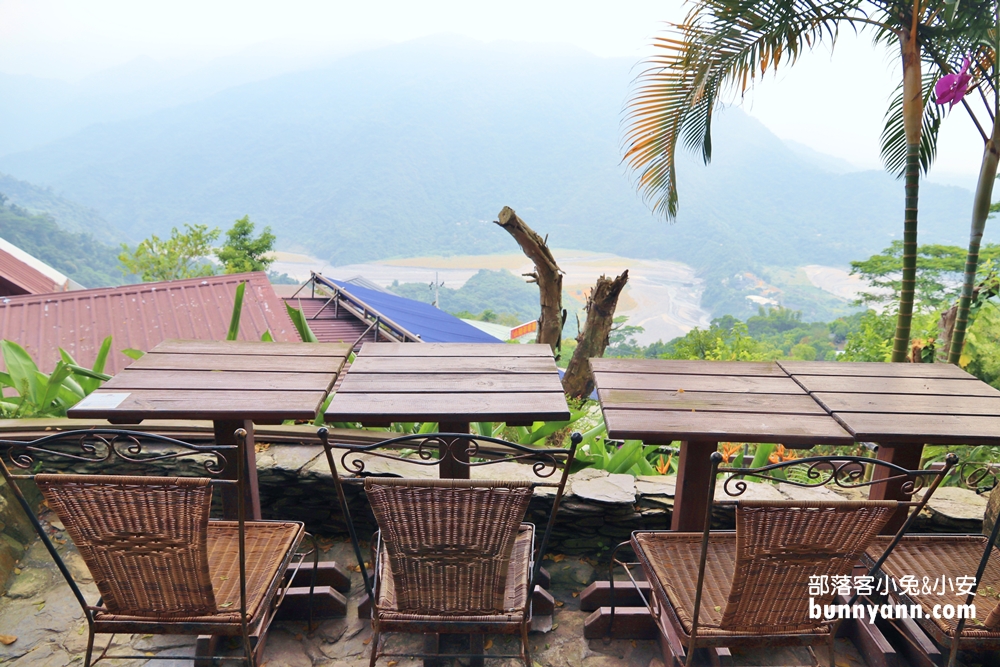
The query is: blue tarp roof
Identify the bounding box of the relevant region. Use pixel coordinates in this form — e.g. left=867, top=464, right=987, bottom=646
left=331, top=279, right=502, bottom=344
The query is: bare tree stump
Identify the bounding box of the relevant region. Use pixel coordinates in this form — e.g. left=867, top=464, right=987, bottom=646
left=938, top=304, right=957, bottom=362
left=562, top=271, right=629, bottom=398
left=494, top=206, right=565, bottom=351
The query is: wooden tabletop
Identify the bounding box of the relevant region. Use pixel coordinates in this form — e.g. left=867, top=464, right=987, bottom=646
left=68, top=339, right=352, bottom=423
left=591, top=358, right=854, bottom=445
left=325, top=342, right=571, bottom=426
left=779, top=360, right=1000, bottom=445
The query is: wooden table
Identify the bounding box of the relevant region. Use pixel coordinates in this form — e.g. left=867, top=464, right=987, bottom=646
left=326, top=342, right=571, bottom=478
left=69, top=339, right=351, bottom=519
left=591, top=359, right=854, bottom=531
left=780, top=360, right=1000, bottom=530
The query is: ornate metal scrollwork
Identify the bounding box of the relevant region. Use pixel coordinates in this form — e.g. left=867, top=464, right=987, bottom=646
left=2, top=429, right=230, bottom=476
left=721, top=455, right=934, bottom=498
left=332, top=432, right=567, bottom=479
left=958, top=462, right=1000, bottom=494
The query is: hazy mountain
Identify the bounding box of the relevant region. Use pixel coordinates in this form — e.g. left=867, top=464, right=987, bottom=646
left=783, top=140, right=860, bottom=174
left=0, top=172, right=122, bottom=243
left=0, top=41, right=382, bottom=156
left=0, top=36, right=985, bottom=315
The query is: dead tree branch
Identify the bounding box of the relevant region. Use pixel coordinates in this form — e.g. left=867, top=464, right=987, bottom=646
left=494, top=206, right=564, bottom=352
left=562, top=271, right=629, bottom=398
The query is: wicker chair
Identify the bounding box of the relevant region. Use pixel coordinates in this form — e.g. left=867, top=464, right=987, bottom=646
left=319, top=428, right=580, bottom=666
left=0, top=428, right=313, bottom=666
left=861, top=465, right=1000, bottom=667
left=610, top=451, right=958, bottom=667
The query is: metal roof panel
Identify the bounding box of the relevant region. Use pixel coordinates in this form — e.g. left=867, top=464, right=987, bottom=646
left=0, top=271, right=296, bottom=373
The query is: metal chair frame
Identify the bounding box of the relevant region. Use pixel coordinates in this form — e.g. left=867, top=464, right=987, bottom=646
left=0, top=428, right=317, bottom=666
left=609, top=451, right=959, bottom=667
left=319, top=428, right=580, bottom=666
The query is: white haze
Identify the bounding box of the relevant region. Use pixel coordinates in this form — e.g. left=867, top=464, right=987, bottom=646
left=0, top=0, right=984, bottom=184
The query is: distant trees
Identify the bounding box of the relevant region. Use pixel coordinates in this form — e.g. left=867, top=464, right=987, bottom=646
left=0, top=196, right=121, bottom=287
left=118, top=224, right=220, bottom=282
left=119, top=216, right=277, bottom=282
left=217, top=215, right=276, bottom=274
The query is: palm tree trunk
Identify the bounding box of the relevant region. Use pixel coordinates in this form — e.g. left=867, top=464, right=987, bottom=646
left=891, top=30, right=923, bottom=362
left=949, top=114, right=1000, bottom=364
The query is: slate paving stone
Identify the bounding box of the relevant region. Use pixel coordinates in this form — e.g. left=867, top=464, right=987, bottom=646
left=0, top=534, right=920, bottom=667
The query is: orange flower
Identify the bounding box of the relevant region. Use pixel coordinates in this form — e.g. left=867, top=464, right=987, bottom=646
left=655, top=453, right=673, bottom=475
left=719, top=442, right=742, bottom=464
left=768, top=444, right=798, bottom=464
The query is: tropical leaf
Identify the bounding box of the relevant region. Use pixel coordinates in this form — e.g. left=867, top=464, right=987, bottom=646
left=632, top=454, right=656, bottom=476
left=623, top=1, right=860, bottom=219
left=122, top=348, right=145, bottom=360
left=607, top=440, right=644, bottom=474
left=525, top=411, right=584, bottom=444
left=880, top=73, right=943, bottom=178
left=227, top=282, right=246, bottom=341
left=60, top=375, right=86, bottom=399
left=39, top=363, right=72, bottom=412
left=91, top=336, right=112, bottom=375
left=66, top=365, right=112, bottom=383
left=750, top=443, right=775, bottom=469
left=261, top=329, right=274, bottom=342
left=314, top=393, right=334, bottom=426
left=2, top=340, right=41, bottom=404
left=285, top=301, right=319, bottom=343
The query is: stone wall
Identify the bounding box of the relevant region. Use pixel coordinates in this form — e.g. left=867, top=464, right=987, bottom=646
left=255, top=444, right=985, bottom=559
left=0, top=477, right=41, bottom=594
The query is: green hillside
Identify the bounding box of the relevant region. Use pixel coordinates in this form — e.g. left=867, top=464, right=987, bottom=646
left=0, top=172, right=123, bottom=243
left=0, top=198, right=122, bottom=287
left=389, top=269, right=540, bottom=322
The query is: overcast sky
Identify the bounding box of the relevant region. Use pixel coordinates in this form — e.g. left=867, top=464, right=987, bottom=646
left=0, top=0, right=985, bottom=186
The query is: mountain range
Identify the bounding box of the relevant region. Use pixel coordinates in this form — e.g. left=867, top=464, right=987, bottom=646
left=0, top=36, right=988, bottom=316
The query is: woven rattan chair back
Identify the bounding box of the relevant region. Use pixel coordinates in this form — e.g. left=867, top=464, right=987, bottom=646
left=721, top=499, right=897, bottom=633
left=365, top=478, right=533, bottom=615
left=36, top=474, right=217, bottom=618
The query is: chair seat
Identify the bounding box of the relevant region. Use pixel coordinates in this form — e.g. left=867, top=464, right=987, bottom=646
left=632, top=532, right=830, bottom=639
left=866, top=535, right=1000, bottom=640
left=376, top=524, right=533, bottom=626
left=94, top=520, right=303, bottom=626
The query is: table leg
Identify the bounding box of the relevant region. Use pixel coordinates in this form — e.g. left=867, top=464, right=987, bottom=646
left=214, top=419, right=262, bottom=521
left=439, top=422, right=471, bottom=480
left=869, top=443, right=923, bottom=534
left=433, top=422, right=472, bottom=661
left=671, top=440, right=717, bottom=532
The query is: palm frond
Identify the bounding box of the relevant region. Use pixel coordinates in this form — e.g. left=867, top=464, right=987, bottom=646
left=622, top=0, right=867, bottom=220
left=880, top=72, right=943, bottom=178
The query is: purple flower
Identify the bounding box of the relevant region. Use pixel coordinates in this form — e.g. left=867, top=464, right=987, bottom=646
left=935, top=57, right=972, bottom=107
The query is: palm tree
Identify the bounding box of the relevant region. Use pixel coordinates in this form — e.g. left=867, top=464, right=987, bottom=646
left=623, top=0, right=984, bottom=361
left=935, top=9, right=1000, bottom=364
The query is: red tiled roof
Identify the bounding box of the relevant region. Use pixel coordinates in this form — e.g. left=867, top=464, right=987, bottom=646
left=0, top=239, right=69, bottom=296
left=0, top=272, right=297, bottom=374
left=282, top=296, right=376, bottom=350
